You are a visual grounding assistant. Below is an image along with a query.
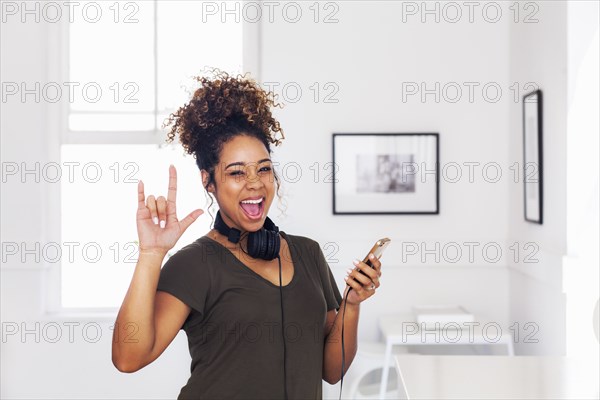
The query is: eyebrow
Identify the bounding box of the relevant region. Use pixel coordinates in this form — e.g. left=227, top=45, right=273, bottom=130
left=225, top=158, right=272, bottom=170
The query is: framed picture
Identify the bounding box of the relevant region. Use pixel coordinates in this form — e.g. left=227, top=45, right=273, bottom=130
left=332, top=133, right=439, bottom=215
left=522, top=90, right=543, bottom=224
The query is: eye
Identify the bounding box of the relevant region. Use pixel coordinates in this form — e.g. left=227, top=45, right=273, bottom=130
left=259, top=166, right=272, bottom=173
left=229, top=170, right=244, bottom=177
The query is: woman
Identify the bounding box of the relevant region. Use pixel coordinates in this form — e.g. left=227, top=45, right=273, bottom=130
left=111, top=70, right=383, bottom=399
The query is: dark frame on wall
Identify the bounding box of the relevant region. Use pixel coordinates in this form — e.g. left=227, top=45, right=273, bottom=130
left=522, top=89, right=543, bottom=224
left=332, top=133, right=439, bottom=215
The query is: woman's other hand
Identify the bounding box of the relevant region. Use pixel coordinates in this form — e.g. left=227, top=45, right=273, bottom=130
left=343, top=253, right=382, bottom=305
left=136, top=164, right=203, bottom=255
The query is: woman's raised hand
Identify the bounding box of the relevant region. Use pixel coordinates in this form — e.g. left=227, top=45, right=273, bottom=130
left=136, top=165, right=203, bottom=255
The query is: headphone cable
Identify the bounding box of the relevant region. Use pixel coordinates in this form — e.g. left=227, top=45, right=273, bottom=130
left=277, top=255, right=289, bottom=400
left=338, top=286, right=352, bottom=400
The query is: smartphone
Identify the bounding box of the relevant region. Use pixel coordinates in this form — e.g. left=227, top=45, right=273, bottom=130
left=351, top=238, right=391, bottom=282
left=362, top=237, right=391, bottom=267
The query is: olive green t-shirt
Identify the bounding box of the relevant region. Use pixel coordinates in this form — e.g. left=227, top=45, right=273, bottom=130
left=156, top=231, right=343, bottom=400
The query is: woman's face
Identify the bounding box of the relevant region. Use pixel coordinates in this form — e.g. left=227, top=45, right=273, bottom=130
left=205, top=134, right=276, bottom=233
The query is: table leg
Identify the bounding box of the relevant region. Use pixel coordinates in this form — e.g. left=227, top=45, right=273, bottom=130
left=506, top=336, right=515, bottom=356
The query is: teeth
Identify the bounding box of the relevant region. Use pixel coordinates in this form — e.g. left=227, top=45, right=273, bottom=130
left=241, top=198, right=263, bottom=204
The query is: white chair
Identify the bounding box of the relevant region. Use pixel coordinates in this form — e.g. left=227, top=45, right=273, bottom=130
left=338, top=341, right=409, bottom=399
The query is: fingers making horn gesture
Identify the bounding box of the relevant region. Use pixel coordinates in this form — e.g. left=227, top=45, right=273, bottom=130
left=136, top=165, right=204, bottom=255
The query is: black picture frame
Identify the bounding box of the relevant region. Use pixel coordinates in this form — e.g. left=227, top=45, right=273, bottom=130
left=522, top=89, right=543, bottom=224
left=332, top=133, right=439, bottom=215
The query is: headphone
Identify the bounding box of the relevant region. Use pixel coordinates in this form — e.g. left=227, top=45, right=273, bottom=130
left=214, top=210, right=281, bottom=260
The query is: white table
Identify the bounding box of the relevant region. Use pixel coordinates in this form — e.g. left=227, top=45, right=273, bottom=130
left=395, top=355, right=600, bottom=399
left=379, top=314, right=515, bottom=399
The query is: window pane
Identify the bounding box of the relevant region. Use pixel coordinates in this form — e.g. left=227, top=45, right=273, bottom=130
left=69, top=2, right=155, bottom=129
left=156, top=1, right=243, bottom=114
left=61, top=144, right=212, bottom=308
left=69, top=113, right=155, bottom=131
left=68, top=1, right=244, bottom=132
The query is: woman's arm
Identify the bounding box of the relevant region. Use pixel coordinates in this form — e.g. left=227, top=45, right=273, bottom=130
left=322, top=303, right=360, bottom=384
left=322, top=253, right=382, bottom=384
left=111, top=250, right=191, bottom=373
left=112, top=166, right=202, bottom=372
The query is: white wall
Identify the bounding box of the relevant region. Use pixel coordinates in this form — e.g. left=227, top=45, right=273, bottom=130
left=1, top=1, right=581, bottom=398
left=564, top=1, right=599, bottom=359
left=507, top=1, right=568, bottom=355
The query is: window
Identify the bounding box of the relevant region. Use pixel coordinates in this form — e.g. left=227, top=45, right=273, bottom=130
left=59, top=1, right=253, bottom=309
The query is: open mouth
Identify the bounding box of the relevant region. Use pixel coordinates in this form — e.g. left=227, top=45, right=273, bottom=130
left=239, top=197, right=264, bottom=220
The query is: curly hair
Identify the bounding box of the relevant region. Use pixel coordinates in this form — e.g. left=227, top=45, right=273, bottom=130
left=163, top=68, right=286, bottom=216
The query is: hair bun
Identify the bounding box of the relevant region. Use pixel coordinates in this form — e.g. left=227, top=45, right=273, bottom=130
left=163, top=67, right=285, bottom=182
left=164, top=68, right=284, bottom=155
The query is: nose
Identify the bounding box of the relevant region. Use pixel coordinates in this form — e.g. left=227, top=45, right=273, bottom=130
left=245, top=165, right=263, bottom=188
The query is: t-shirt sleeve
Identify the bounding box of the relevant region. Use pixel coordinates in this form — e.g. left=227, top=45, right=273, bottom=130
left=156, top=243, right=209, bottom=328
left=312, top=239, right=343, bottom=312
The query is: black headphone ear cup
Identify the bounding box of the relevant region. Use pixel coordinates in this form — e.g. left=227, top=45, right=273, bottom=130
left=263, top=230, right=273, bottom=260
left=260, top=230, right=269, bottom=259
left=247, top=228, right=280, bottom=260
left=269, top=231, right=280, bottom=260
left=251, top=230, right=261, bottom=258
left=247, top=230, right=258, bottom=258
left=249, top=229, right=266, bottom=259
